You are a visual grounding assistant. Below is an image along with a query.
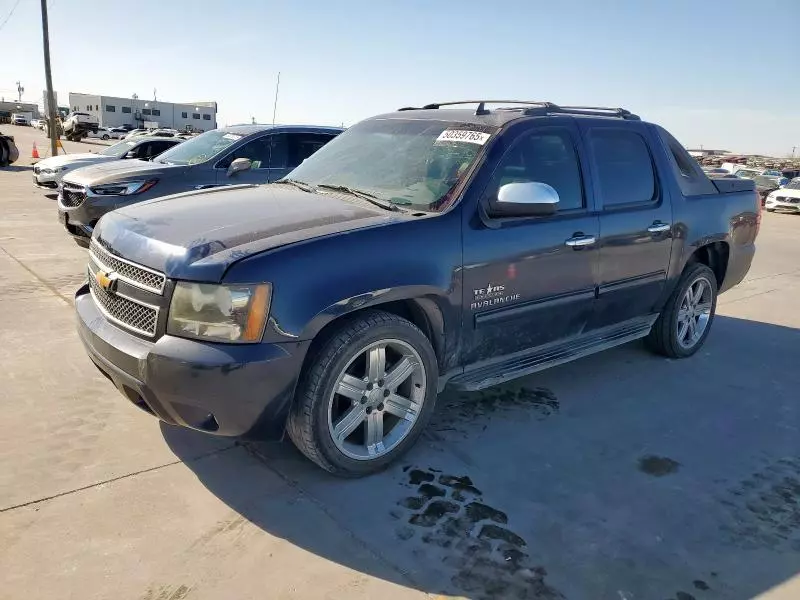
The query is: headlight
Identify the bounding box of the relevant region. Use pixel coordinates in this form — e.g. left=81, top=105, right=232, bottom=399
left=90, top=179, right=158, bottom=196
left=167, top=282, right=271, bottom=343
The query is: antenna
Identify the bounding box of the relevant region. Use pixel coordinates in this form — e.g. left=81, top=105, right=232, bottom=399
left=267, top=71, right=281, bottom=180
left=272, top=71, right=280, bottom=127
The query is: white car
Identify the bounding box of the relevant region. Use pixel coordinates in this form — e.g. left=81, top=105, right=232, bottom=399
left=765, top=178, right=800, bottom=213
left=31, top=136, right=170, bottom=189
left=87, top=127, right=117, bottom=140
left=123, top=128, right=150, bottom=140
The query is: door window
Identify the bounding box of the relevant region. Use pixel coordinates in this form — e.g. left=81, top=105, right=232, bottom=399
left=217, top=134, right=287, bottom=170
left=589, top=130, right=656, bottom=206
left=287, top=133, right=337, bottom=168
left=487, top=129, right=585, bottom=212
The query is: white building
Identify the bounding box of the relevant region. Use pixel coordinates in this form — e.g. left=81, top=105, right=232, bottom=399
left=68, top=93, right=217, bottom=131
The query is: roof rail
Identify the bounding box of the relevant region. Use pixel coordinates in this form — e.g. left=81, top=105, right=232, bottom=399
left=397, top=100, right=640, bottom=120
left=398, top=100, right=556, bottom=116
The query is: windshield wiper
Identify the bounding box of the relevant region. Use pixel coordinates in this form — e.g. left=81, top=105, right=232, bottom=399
left=278, top=178, right=315, bottom=193
left=316, top=184, right=400, bottom=212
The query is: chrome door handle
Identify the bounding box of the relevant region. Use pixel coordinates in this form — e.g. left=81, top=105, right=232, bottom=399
left=565, top=235, right=596, bottom=247
left=647, top=222, right=671, bottom=233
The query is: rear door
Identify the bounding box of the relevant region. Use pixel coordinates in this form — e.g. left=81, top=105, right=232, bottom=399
left=215, top=133, right=288, bottom=184
left=578, top=121, right=673, bottom=329
left=287, top=132, right=338, bottom=171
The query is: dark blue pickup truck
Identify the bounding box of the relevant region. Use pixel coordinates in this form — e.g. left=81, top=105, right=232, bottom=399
left=75, top=101, right=760, bottom=476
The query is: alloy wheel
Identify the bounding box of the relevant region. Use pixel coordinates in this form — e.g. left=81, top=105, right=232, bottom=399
left=327, top=339, right=426, bottom=460
left=676, top=276, right=713, bottom=349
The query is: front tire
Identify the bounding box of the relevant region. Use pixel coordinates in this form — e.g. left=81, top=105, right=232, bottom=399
left=101, top=134, right=109, bottom=140
left=646, top=263, right=718, bottom=358
left=287, top=310, right=438, bottom=477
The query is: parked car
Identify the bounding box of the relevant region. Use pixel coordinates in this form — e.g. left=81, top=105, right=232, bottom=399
left=74, top=101, right=759, bottom=476
left=752, top=174, right=782, bottom=205
left=0, top=130, right=20, bottom=166
left=764, top=177, right=800, bottom=213
left=58, top=124, right=342, bottom=246
left=11, top=114, right=30, bottom=126
left=702, top=167, right=731, bottom=177
left=734, top=168, right=760, bottom=179
left=30, top=119, right=41, bottom=129
left=147, top=128, right=180, bottom=137
left=87, top=127, right=116, bottom=140
left=34, top=136, right=181, bottom=190
left=108, top=127, right=128, bottom=138
left=123, top=128, right=150, bottom=140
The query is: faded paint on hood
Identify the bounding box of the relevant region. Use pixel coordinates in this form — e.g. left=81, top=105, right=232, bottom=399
left=94, top=184, right=402, bottom=281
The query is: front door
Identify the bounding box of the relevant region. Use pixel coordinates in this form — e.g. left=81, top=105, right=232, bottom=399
left=579, top=122, right=674, bottom=329
left=216, top=133, right=290, bottom=185
left=461, top=121, right=600, bottom=365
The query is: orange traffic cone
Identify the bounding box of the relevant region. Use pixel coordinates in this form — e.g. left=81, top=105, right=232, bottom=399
left=31, top=142, right=40, bottom=159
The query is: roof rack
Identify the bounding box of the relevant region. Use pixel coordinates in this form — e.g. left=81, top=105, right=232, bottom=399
left=396, top=100, right=640, bottom=120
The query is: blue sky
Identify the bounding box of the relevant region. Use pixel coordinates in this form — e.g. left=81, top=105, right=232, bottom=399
left=1, top=0, right=797, bottom=155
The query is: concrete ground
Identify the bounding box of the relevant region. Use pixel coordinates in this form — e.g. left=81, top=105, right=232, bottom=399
left=1, top=122, right=799, bottom=600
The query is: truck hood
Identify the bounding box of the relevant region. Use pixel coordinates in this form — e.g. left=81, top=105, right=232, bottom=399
left=94, top=185, right=401, bottom=281
left=63, top=160, right=185, bottom=186
left=36, top=153, right=115, bottom=169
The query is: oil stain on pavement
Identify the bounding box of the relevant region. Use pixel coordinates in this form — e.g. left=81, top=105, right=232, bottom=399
left=717, top=457, right=800, bottom=551
left=391, top=466, right=564, bottom=600
left=638, top=455, right=681, bottom=477
left=431, top=386, right=559, bottom=436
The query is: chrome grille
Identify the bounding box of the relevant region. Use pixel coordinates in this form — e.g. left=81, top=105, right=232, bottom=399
left=90, top=240, right=166, bottom=294
left=88, top=265, right=158, bottom=337
left=60, top=182, right=86, bottom=207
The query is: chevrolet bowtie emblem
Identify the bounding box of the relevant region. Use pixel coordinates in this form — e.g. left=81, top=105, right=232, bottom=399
left=95, top=270, right=118, bottom=292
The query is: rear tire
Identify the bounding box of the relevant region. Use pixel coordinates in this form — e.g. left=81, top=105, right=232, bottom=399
left=646, top=263, right=718, bottom=358
left=287, top=310, right=438, bottom=477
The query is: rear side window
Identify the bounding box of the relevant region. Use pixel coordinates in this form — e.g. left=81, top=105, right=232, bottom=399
left=288, top=133, right=337, bottom=168
left=590, top=129, right=655, bottom=206
left=655, top=126, right=717, bottom=196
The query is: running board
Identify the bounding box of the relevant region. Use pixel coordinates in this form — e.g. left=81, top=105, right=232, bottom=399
left=448, top=316, right=658, bottom=391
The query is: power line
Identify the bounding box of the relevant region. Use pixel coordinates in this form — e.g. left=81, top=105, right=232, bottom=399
left=0, top=0, right=23, bottom=34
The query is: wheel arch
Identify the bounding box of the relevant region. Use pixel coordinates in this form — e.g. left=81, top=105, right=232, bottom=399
left=300, top=293, right=449, bottom=378
left=687, top=241, right=729, bottom=289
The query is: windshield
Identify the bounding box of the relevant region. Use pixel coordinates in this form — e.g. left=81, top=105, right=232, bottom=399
left=99, top=139, right=137, bottom=157
left=285, top=118, right=496, bottom=212
left=154, top=129, right=244, bottom=165
left=785, top=178, right=800, bottom=190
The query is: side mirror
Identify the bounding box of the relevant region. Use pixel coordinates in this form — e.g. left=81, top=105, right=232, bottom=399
left=489, top=182, right=559, bottom=218
left=123, top=151, right=137, bottom=159
left=227, top=157, right=252, bottom=177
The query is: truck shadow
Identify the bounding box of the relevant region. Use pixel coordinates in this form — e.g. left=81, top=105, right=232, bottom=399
left=163, top=314, right=800, bottom=599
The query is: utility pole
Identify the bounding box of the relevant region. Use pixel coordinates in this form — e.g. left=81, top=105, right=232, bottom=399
left=16, top=80, right=24, bottom=102
left=40, top=0, right=58, bottom=157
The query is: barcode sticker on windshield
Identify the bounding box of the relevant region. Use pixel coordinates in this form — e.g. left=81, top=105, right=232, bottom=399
left=435, top=129, right=491, bottom=145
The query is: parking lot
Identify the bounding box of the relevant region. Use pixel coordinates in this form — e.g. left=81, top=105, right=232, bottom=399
left=1, top=122, right=800, bottom=600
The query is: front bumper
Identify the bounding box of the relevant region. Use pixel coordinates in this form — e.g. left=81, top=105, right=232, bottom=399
left=75, top=284, right=309, bottom=438
left=765, top=197, right=800, bottom=212
left=32, top=169, right=62, bottom=188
